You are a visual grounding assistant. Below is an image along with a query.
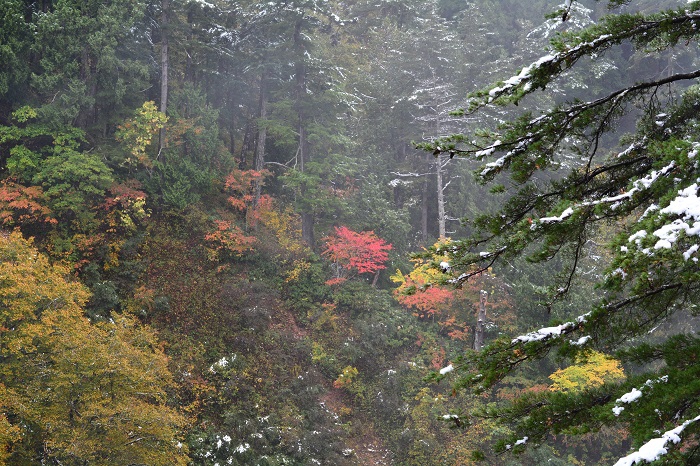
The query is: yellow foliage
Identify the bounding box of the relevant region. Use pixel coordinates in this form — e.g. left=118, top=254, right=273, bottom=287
left=392, top=238, right=453, bottom=291
left=549, top=351, right=625, bottom=392
left=115, top=101, right=167, bottom=169
left=0, top=232, right=188, bottom=465
left=333, top=365, right=359, bottom=389
left=259, top=203, right=305, bottom=255
left=285, top=259, right=311, bottom=283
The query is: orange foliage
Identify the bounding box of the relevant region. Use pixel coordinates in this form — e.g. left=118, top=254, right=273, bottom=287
left=223, top=168, right=270, bottom=226
left=393, top=240, right=517, bottom=343
left=0, top=178, right=56, bottom=226
left=204, top=220, right=257, bottom=261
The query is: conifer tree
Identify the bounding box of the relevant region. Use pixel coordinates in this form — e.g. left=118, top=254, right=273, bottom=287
left=427, top=1, right=700, bottom=463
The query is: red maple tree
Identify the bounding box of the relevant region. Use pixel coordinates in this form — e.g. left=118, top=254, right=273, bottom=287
left=323, top=226, right=392, bottom=284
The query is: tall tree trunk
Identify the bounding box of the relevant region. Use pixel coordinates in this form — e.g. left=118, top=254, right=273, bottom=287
left=77, top=47, right=97, bottom=130
left=474, top=290, right=488, bottom=351
left=421, top=152, right=429, bottom=245
left=436, top=154, right=446, bottom=239
left=435, top=116, right=447, bottom=239
left=159, top=0, right=169, bottom=155
left=295, top=19, right=314, bottom=248
left=252, top=66, right=268, bottom=229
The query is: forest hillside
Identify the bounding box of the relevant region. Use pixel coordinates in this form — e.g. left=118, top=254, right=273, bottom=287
left=0, top=0, right=699, bottom=465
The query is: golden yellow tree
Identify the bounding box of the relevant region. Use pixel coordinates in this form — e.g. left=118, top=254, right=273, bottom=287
left=0, top=231, right=188, bottom=464
left=549, top=351, right=625, bottom=393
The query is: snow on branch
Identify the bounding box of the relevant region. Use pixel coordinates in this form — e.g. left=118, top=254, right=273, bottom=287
left=529, top=161, right=676, bottom=230
left=468, top=8, right=700, bottom=111
left=613, top=414, right=700, bottom=466
left=611, top=375, right=668, bottom=417
left=511, top=312, right=590, bottom=344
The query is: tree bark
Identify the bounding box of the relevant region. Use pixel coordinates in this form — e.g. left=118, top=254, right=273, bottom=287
left=254, top=67, right=268, bottom=206
left=436, top=154, right=446, bottom=239
left=474, top=290, right=488, bottom=351
left=159, top=0, right=169, bottom=155
left=295, top=19, right=314, bottom=248
left=421, top=151, right=429, bottom=245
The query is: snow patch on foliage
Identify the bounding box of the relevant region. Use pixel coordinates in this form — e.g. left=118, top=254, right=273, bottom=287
left=512, top=313, right=590, bottom=344
left=475, top=140, right=502, bottom=158
left=540, top=207, right=574, bottom=224
left=209, top=354, right=236, bottom=374
left=569, top=335, right=591, bottom=346
left=512, top=323, right=573, bottom=343
left=683, top=244, right=699, bottom=261
left=612, top=376, right=668, bottom=417
left=613, top=415, right=700, bottom=466
left=530, top=162, right=675, bottom=230
left=506, top=436, right=529, bottom=450
left=650, top=183, right=700, bottom=249
left=439, top=364, right=454, bottom=375
left=617, top=388, right=643, bottom=404
left=488, top=55, right=556, bottom=99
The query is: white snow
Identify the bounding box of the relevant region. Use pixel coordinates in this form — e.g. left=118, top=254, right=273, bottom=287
left=235, top=443, right=250, bottom=454
left=440, top=364, right=454, bottom=375
left=660, top=183, right=700, bottom=220
left=512, top=322, right=574, bottom=343
left=488, top=55, right=556, bottom=98
left=612, top=377, right=669, bottom=416
left=512, top=312, right=590, bottom=344
left=475, top=140, right=502, bottom=158
left=505, top=436, right=529, bottom=450
left=570, top=335, right=591, bottom=346
left=683, top=244, right=699, bottom=260
left=616, top=388, right=643, bottom=404
left=628, top=230, right=647, bottom=245
left=540, top=207, right=574, bottom=223
left=649, top=183, right=700, bottom=249
left=613, top=415, right=700, bottom=466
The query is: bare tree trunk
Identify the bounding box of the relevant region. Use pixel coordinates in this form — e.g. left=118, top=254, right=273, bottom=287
left=435, top=116, right=447, bottom=239
left=474, top=290, right=488, bottom=351
left=436, top=154, right=446, bottom=239
left=253, top=66, right=268, bottom=209
left=421, top=152, right=429, bottom=245
left=159, top=0, right=169, bottom=154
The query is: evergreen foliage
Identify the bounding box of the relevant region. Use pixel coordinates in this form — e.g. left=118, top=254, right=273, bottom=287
left=426, top=1, right=700, bottom=463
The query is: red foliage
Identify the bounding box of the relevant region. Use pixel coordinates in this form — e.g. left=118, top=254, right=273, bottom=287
left=323, top=226, right=392, bottom=279
left=0, top=179, right=56, bottom=226
left=395, top=280, right=453, bottom=319
left=102, top=180, right=147, bottom=211
left=324, top=277, right=347, bottom=286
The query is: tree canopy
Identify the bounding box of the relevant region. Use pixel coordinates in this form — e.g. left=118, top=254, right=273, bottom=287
left=0, top=231, right=187, bottom=464
left=428, top=1, right=700, bottom=463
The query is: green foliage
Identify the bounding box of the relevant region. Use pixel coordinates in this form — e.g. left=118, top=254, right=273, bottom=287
left=432, top=1, right=700, bottom=464
left=5, top=0, right=686, bottom=464
left=0, top=0, right=30, bottom=99
left=33, top=149, right=114, bottom=227
left=29, top=0, right=150, bottom=129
